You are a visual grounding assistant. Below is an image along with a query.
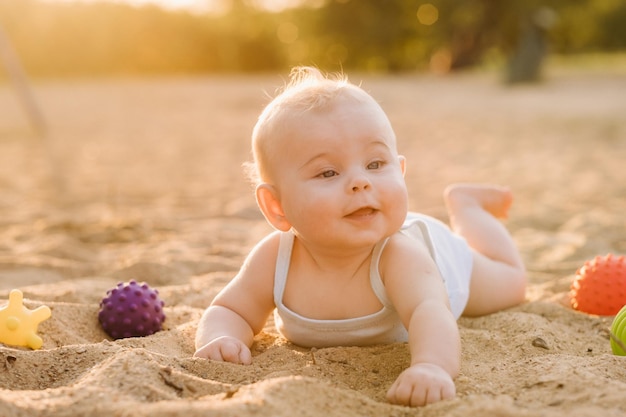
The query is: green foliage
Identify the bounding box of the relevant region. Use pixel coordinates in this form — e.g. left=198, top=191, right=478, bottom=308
left=0, top=0, right=624, bottom=77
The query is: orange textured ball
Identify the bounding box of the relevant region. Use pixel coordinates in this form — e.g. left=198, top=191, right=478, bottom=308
left=570, top=254, right=626, bottom=315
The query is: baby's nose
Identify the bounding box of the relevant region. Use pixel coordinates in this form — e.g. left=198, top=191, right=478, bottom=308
left=350, top=176, right=371, bottom=192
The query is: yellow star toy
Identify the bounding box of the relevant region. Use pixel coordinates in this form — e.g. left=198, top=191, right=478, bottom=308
left=0, top=289, right=51, bottom=350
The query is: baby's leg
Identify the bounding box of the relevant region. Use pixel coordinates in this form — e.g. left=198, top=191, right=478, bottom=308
left=444, top=184, right=526, bottom=316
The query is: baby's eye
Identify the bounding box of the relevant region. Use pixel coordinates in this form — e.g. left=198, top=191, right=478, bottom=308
left=319, top=170, right=338, bottom=178
left=367, top=161, right=384, bottom=170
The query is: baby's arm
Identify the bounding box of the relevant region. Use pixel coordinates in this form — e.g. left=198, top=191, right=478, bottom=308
left=381, top=233, right=461, bottom=407
left=194, top=232, right=279, bottom=364
left=194, top=305, right=255, bottom=364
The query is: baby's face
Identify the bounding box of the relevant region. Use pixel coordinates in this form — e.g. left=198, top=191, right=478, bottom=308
left=271, top=94, right=408, bottom=251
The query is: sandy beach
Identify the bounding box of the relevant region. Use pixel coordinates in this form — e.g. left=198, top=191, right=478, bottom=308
left=1, top=68, right=625, bottom=416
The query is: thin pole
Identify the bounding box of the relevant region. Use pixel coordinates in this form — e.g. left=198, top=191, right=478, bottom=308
left=0, top=24, right=65, bottom=192
left=0, top=23, right=47, bottom=137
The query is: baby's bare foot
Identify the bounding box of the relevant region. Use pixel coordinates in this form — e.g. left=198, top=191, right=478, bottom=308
left=444, top=184, right=513, bottom=219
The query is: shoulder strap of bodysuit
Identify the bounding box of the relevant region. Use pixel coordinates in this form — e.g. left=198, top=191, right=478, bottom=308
left=369, top=238, right=394, bottom=308
left=273, top=231, right=294, bottom=306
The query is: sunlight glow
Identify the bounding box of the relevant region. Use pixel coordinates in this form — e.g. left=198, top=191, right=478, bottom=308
left=40, top=0, right=307, bottom=13
left=417, top=3, right=439, bottom=26
left=40, top=0, right=219, bottom=13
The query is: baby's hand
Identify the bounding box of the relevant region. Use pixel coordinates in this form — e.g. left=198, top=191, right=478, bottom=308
left=193, top=336, right=252, bottom=364
left=386, top=363, right=456, bottom=407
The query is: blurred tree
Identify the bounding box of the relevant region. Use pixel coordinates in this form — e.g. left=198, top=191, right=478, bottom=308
left=311, top=0, right=412, bottom=71
left=0, top=0, right=624, bottom=77
left=505, top=7, right=558, bottom=83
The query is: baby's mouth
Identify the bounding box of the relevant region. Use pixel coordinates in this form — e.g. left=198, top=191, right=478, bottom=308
left=346, top=207, right=377, bottom=218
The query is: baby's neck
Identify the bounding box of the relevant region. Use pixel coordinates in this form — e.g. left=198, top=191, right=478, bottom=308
left=292, top=236, right=377, bottom=276
left=282, top=237, right=384, bottom=320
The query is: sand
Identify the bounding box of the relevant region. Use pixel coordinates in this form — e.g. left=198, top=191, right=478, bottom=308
left=1, top=68, right=625, bottom=416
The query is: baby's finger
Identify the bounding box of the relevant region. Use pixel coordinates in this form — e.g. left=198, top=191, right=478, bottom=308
left=409, top=385, right=431, bottom=407
left=422, top=387, right=440, bottom=406
left=220, top=341, right=251, bottom=364
left=193, top=343, right=215, bottom=360
left=386, top=381, right=414, bottom=406
left=441, top=381, right=456, bottom=401
left=238, top=345, right=252, bottom=365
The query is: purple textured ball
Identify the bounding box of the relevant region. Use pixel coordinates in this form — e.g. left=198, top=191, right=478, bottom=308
left=98, top=280, right=166, bottom=339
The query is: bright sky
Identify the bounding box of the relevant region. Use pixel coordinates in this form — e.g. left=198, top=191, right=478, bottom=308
left=41, top=0, right=304, bottom=14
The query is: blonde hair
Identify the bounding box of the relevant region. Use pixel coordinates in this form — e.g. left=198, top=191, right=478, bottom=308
left=246, top=66, right=376, bottom=185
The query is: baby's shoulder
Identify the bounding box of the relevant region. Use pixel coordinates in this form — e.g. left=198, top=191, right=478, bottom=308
left=377, top=232, right=436, bottom=289
left=242, top=231, right=282, bottom=271
left=380, top=230, right=432, bottom=266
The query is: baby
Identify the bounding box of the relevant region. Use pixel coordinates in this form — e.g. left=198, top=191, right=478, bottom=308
left=194, top=67, right=526, bottom=407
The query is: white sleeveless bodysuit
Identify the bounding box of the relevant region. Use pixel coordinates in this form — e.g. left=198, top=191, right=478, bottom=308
left=273, top=212, right=473, bottom=348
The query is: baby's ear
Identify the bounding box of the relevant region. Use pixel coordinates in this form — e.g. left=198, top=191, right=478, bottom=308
left=256, top=184, right=292, bottom=232
left=398, top=155, right=406, bottom=176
